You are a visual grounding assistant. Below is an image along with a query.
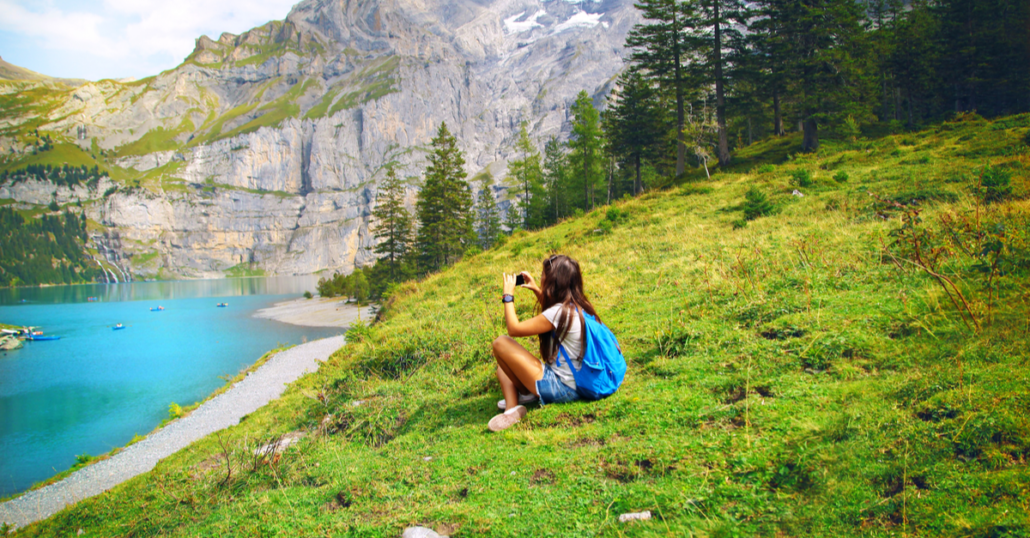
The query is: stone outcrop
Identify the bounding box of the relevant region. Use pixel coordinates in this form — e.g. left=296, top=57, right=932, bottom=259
left=0, top=0, right=640, bottom=279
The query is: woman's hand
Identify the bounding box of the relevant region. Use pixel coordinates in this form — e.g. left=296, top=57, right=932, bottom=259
left=502, top=273, right=518, bottom=296
left=520, top=271, right=542, bottom=298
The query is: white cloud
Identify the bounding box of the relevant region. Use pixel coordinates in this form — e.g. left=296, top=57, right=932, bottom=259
left=0, top=0, right=299, bottom=79
left=503, top=10, right=547, bottom=35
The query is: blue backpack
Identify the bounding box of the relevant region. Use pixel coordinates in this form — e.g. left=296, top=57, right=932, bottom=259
left=556, top=309, right=627, bottom=400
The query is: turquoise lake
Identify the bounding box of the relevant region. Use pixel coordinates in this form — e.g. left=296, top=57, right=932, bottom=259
left=0, top=277, right=343, bottom=497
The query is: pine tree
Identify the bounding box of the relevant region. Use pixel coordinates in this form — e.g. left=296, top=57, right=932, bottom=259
left=757, top=0, right=873, bottom=152
left=415, top=122, right=475, bottom=273
left=474, top=172, right=502, bottom=249
left=569, top=91, right=604, bottom=211
left=504, top=123, right=545, bottom=229
left=606, top=70, right=663, bottom=194
left=626, top=0, right=696, bottom=177
left=371, top=166, right=413, bottom=283
left=936, top=0, right=1030, bottom=116
left=688, top=0, right=749, bottom=165
left=542, top=137, right=569, bottom=224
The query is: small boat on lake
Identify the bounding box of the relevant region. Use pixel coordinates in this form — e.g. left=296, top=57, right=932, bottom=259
left=26, top=335, right=60, bottom=341
left=216, top=302, right=228, bottom=307
left=113, top=323, right=126, bottom=330
left=150, top=306, right=165, bottom=311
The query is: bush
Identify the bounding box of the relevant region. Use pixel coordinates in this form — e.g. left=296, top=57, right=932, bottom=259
left=605, top=207, right=623, bottom=222
left=757, top=164, right=776, bottom=174
left=833, top=171, right=849, bottom=183
left=303, top=291, right=313, bottom=299
left=743, top=187, right=775, bottom=221
left=48, top=200, right=59, bottom=212
left=168, top=402, right=185, bottom=420
left=789, top=169, right=813, bottom=188
left=978, top=165, right=1013, bottom=204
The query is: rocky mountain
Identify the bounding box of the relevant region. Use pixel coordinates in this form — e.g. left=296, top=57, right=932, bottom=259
left=0, top=0, right=640, bottom=280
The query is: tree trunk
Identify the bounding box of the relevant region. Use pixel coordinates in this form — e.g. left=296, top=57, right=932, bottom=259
left=606, top=155, right=613, bottom=204
left=906, top=90, right=915, bottom=130
left=802, top=117, right=819, bottom=153
left=635, top=153, right=642, bottom=194
left=584, top=156, right=589, bottom=211
left=714, top=0, right=730, bottom=166
left=673, top=6, right=686, bottom=177
left=773, top=90, right=783, bottom=135
left=523, top=171, right=529, bottom=228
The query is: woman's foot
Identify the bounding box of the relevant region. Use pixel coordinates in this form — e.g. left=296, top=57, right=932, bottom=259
left=488, top=405, right=527, bottom=432
left=497, top=393, right=539, bottom=410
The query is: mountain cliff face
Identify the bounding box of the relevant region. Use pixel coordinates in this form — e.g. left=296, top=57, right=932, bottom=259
left=0, top=0, right=639, bottom=280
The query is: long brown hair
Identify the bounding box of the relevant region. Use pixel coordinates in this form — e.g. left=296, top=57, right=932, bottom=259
left=537, top=254, right=600, bottom=363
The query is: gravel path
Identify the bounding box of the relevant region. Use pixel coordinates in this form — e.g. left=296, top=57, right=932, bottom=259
left=0, top=335, right=345, bottom=530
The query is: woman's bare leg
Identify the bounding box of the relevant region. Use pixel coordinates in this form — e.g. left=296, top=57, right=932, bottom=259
left=492, top=336, right=544, bottom=410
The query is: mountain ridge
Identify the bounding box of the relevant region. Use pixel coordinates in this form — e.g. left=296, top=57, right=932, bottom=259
left=0, top=0, right=639, bottom=280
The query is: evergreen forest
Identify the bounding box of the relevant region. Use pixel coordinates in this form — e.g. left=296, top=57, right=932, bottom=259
left=0, top=207, right=100, bottom=286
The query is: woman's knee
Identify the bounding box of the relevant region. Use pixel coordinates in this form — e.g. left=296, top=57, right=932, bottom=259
left=492, top=335, right=514, bottom=354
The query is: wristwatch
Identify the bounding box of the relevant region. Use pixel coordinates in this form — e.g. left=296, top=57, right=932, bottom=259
left=501, top=294, right=514, bottom=303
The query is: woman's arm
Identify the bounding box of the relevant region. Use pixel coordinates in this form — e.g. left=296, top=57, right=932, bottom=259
left=503, top=273, right=554, bottom=337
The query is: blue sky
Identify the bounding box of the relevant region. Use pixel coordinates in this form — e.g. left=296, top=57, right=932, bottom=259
left=0, top=0, right=300, bottom=80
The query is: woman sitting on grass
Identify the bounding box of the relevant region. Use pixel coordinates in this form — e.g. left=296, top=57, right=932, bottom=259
left=489, top=254, right=604, bottom=432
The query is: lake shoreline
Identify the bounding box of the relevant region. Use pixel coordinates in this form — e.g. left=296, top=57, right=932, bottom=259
left=0, top=336, right=346, bottom=529
left=253, top=296, right=376, bottom=328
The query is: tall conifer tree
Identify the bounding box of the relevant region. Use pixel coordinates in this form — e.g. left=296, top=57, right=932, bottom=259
left=626, top=0, right=696, bottom=177
left=415, top=122, right=475, bottom=273
left=607, top=70, right=662, bottom=194
left=542, top=137, right=569, bottom=224
left=371, top=166, right=413, bottom=282
left=504, top=123, right=545, bottom=229
left=757, top=0, right=872, bottom=152
left=569, top=91, right=604, bottom=210
left=474, top=172, right=502, bottom=250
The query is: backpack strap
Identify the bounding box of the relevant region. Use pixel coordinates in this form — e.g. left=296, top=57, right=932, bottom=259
left=556, top=341, right=573, bottom=370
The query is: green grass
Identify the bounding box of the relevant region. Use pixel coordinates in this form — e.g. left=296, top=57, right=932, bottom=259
left=0, top=142, right=98, bottom=174
left=224, top=263, right=267, bottom=278
left=202, top=177, right=296, bottom=198
left=131, top=250, right=161, bottom=265
left=216, top=78, right=320, bottom=140
left=114, top=116, right=195, bottom=158
left=12, top=115, right=1030, bottom=537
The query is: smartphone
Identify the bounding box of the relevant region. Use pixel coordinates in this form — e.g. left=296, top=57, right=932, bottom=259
left=515, top=274, right=525, bottom=286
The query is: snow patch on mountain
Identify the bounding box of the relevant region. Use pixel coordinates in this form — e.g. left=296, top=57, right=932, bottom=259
left=504, top=10, right=548, bottom=34
left=554, top=10, right=604, bottom=33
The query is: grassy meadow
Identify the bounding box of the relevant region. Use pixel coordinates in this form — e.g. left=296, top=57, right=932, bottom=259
left=13, top=114, right=1030, bottom=537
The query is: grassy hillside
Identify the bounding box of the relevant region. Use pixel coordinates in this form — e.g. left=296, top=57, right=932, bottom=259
left=13, top=114, right=1030, bottom=537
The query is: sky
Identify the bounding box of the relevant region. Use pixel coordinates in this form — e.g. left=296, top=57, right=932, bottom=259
left=0, top=0, right=300, bottom=81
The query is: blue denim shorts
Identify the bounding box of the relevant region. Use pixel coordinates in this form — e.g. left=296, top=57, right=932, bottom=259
left=535, top=365, right=581, bottom=405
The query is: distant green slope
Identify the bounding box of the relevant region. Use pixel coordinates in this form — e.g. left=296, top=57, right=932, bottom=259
left=0, top=56, right=87, bottom=86
left=16, top=114, right=1030, bottom=537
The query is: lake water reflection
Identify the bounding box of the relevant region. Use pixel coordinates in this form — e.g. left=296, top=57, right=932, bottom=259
left=0, top=276, right=342, bottom=497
